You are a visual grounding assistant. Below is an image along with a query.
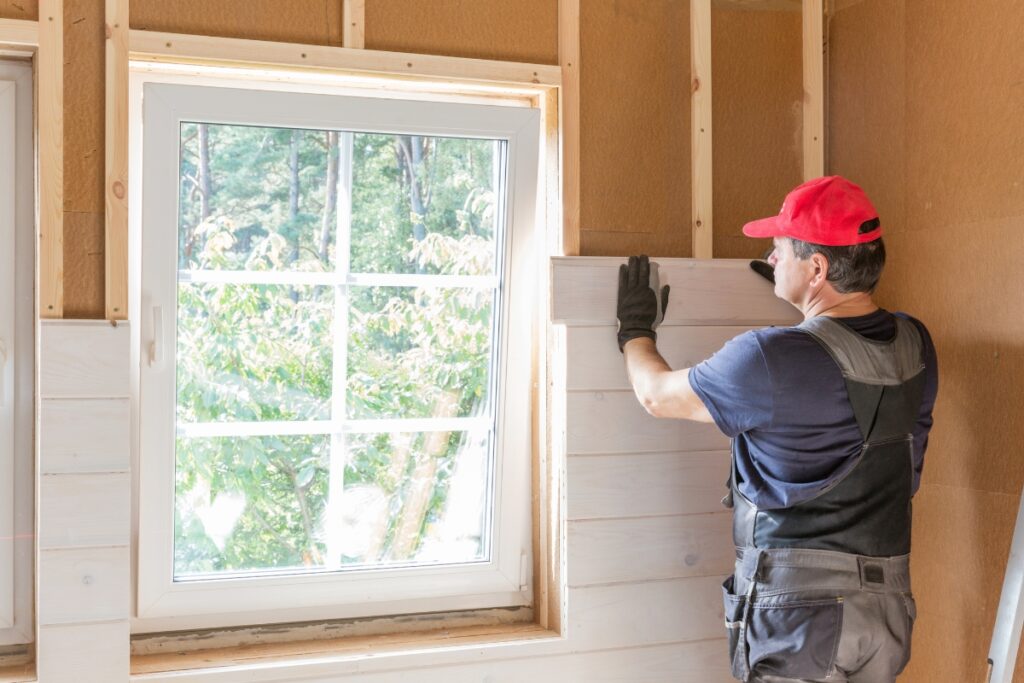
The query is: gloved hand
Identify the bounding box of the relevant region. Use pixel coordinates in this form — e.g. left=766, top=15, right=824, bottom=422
left=617, top=254, right=669, bottom=352
left=749, top=260, right=775, bottom=284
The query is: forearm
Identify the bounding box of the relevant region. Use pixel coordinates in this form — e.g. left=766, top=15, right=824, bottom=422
left=623, top=337, right=711, bottom=422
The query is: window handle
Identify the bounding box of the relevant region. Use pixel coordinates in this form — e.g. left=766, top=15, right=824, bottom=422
left=0, top=337, right=6, bottom=408
left=149, top=306, right=163, bottom=367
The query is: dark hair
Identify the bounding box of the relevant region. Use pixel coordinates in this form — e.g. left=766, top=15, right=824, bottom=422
left=789, top=236, right=886, bottom=294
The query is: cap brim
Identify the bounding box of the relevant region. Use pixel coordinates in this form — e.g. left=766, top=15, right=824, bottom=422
left=742, top=215, right=786, bottom=239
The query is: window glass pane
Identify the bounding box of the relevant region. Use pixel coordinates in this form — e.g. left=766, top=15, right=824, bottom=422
left=174, top=435, right=331, bottom=579
left=173, top=431, right=490, bottom=578
left=173, top=120, right=505, bottom=581
left=178, top=123, right=338, bottom=272
left=335, top=431, right=490, bottom=566
left=347, top=286, right=495, bottom=420
left=350, top=134, right=500, bottom=275
left=176, top=283, right=333, bottom=423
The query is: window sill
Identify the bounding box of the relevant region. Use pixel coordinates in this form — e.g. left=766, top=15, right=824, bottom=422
left=131, top=623, right=560, bottom=680
left=0, top=662, right=34, bottom=683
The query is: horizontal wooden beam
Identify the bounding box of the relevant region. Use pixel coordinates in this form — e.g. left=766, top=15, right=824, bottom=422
left=129, top=30, right=562, bottom=89
left=0, top=18, right=38, bottom=48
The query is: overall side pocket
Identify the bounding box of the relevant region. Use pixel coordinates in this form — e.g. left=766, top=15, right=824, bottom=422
left=746, top=594, right=844, bottom=679
left=897, top=592, right=917, bottom=673
left=722, top=575, right=747, bottom=680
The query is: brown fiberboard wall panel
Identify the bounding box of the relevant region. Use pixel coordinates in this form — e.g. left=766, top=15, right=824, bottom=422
left=0, top=1, right=37, bottom=20
left=63, top=211, right=105, bottom=318
left=711, top=7, right=801, bottom=259
left=64, top=0, right=105, bottom=319
left=131, top=0, right=343, bottom=46
left=579, top=0, right=690, bottom=257
left=365, top=0, right=557, bottom=64
left=904, top=484, right=1020, bottom=683
left=826, top=0, right=905, bottom=238
left=904, top=0, right=1024, bottom=232
left=830, top=1, right=1024, bottom=680
left=65, top=0, right=104, bottom=214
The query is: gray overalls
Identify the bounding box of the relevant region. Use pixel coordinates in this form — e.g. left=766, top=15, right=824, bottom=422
left=722, top=316, right=926, bottom=682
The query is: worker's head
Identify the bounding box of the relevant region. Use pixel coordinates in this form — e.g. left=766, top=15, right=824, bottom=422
left=744, top=176, right=884, bottom=306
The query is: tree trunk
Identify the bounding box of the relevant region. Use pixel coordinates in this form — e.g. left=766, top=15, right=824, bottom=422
left=288, top=130, right=302, bottom=302
left=198, top=124, right=213, bottom=221
left=387, top=391, right=459, bottom=561
left=396, top=135, right=430, bottom=273
left=289, top=130, right=301, bottom=224
left=319, top=131, right=339, bottom=264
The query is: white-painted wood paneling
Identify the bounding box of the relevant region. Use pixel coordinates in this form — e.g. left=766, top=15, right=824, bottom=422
left=568, top=451, right=730, bottom=520
left=568, top=391, right=729, bottom=454
left=131, top=640, right=734, bottom=683
left=336, top=640, right=733, bottom=683
left=41, top=398, right=131, bottom=473
left=36, top=323, right=132, bottom=675
left=129, top=581, right=727, bottom=682
left=551, top=257, right=800, bottom=326
left=567, top=325, right=756, bottom=390
left=569, top=576, right=724, bottom=648
left=40, top=321, right=131, bottom=398
left=39, top=546, right=131, bottom=625
left=31, top=256, right=794, bottom=681
left=568, top=513, right=734, bottom=586
left=40, top=473, right=131, bottom=549
left=39, top=621, right=130, bottom=682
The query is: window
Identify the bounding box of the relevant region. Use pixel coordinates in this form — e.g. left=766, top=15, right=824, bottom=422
left=136, top=79, right=541, bottom=630
left=0, top=59, right=33, bottom=646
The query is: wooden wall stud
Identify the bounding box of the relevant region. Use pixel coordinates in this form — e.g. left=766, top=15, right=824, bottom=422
left=106, top=0, right=129, bottom=320
left=38, top=1, right=63, bottom=317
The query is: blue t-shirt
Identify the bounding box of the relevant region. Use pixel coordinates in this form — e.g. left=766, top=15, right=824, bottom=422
left=688, top=309, right=938, bottom=510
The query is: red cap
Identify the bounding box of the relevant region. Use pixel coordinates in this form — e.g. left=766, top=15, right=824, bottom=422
left=742, top=176, right=882, bottom=246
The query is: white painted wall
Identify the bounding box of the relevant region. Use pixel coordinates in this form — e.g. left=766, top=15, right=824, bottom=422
left=35, top=257, right=799, bottom=682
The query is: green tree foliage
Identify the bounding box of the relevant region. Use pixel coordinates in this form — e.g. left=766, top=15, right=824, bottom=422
left=174, top=123, right=501, bottom=577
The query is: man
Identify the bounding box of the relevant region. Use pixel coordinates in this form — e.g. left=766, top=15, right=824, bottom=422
left=616, top=176, right=938, bottom=683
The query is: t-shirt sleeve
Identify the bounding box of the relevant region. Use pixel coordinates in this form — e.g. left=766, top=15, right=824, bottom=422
left=688, top=331, right=774, bottom=437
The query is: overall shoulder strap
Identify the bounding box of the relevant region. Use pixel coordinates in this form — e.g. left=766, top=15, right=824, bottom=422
left=797, top=315, right=924, bottom=386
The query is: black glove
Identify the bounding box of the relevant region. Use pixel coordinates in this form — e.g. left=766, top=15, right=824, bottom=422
left=749, top=260, right=775, bottom=284
left=617, top=254, right=669, bottom=352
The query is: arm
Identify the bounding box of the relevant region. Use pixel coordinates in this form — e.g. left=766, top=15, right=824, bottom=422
left=623, top=337, right=714, bottom=422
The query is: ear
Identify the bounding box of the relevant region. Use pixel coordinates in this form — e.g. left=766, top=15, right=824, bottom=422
left=809, top=252, right=830, bottom=287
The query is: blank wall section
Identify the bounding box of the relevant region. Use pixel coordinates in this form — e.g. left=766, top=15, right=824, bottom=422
left=64, top=0, right=106, bottom=318
left=830, top=1, right=1024, bottom=680
left=578, top=0, right=690, bottom=257
left=130, top=0, right=343, bottom=45
left=365, top=0, right=557, bottom=64
left=0, top=1, right=36, bottom=20
left=711, top=6, right=801, bottom=259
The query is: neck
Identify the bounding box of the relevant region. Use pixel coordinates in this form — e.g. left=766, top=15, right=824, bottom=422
left=801, top=290, right=879, bottom=320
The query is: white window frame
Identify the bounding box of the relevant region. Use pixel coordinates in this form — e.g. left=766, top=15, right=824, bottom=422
left=0, top=59, right=34, bottom=646
left=133, top=76, right=541, bottom=632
